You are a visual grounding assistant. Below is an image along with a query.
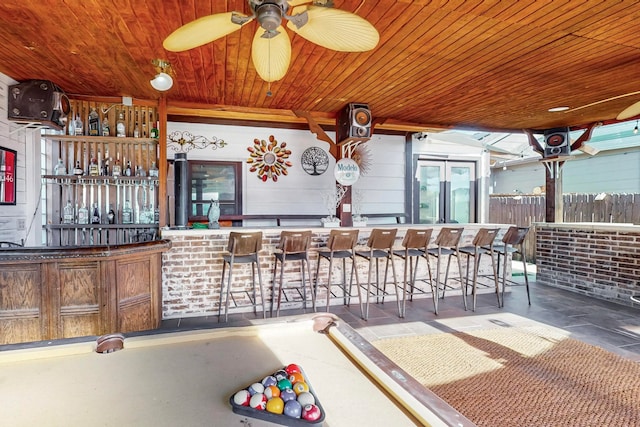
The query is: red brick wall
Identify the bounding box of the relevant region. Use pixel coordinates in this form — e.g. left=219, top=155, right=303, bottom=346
left=536, top=224, right=640, bottom=306
left=161, top=225, right=513, bottom=319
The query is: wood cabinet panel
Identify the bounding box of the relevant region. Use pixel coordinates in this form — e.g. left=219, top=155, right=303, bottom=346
left=0, top=240, right=170, bottom=345
left=0, top=266, right=44, bottom=343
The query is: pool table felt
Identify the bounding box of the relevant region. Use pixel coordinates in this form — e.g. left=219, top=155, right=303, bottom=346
left=0, top=318, right=425, bottom=426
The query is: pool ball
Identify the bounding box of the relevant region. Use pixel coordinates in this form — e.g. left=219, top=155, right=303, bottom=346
left=261, top=375, right=277, bottom=387
left=266, top=397, right=285, bottom=414
left=277, top=378, right=292, bottom=390
left=249, top=393, right=267, bottom=410
left=285, top=363, right=301, bottom=375
left=264, top=385, right=280, bottom=399
left=248, top=382, right=264, bottom=396
left=288, top=372, right=304, bottom=384
left=280, top=388, right=297, bottom=403
left=274, top=369, right=288, bottom=381
left=292, top=381, right=309, bottom=395
left=296, top=392, right=315, bottom=406
left=302, top=404, right=322, bottom=421
left=233, top=389, right=251, bottom=406
left=284, top=400, right=302, bottom=418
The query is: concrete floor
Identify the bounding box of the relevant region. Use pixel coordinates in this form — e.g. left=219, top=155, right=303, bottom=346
left=161, top=267, right=640, bottom=363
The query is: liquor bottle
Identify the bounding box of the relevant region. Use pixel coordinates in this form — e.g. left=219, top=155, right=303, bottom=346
left=91, top=203, right=100, bottom=224
left=122, top=200, right=133, bottom=224
left=142, top=122, right=147, bottom=138
left=116, top=111, right=126, bottom=137
left=78, top=203, right=89, bottom=224
left=68, top=116, right=75, bottom=136
left=148, top=161, right=158, bottom=177
left=107, top=204, right=116, bottom=224
left=150, top=121, right=159, bottom=139
left=54, top=158, right=67, bottom=175
left=133, top=122, right=140, bottom=138
left=74, top=114, right=83, bottom=136
left=102, top=116, right=110, bottom=136
left=112, top=153, right=122, bottom=177
left=103, top=150, right=110, bottom=176
left=63, top=200, right=74, bottom=224
left=88, top=107, right=100, bottom=136
left=88, top=155, right=99, bottom=176
left=73, top=160, right=84, bottom=176
left=124, top=160, right=132, bottom=177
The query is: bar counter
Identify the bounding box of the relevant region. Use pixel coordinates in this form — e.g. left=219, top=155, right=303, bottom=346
left=160, top=224, right=515, bottom=320
left=0, top=240, right=171, bottom=345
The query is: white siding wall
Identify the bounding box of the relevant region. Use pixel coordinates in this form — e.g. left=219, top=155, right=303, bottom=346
left=492, top=150, right=640, bottom=194
left=167, top=122, right=406, bottom=219
left=0, top=73, right=40, bottom=245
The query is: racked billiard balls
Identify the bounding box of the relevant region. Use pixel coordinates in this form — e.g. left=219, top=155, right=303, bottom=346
left=280, top=388, right=297, bottom=403
left=296, top=391, right=315, bottom=406
left=249, top=393, right=267, bottom=410
left=233, top=389, right=251, bottom=406
left=302, top=403, right=322, bottom=421
left=266, top=396, right=285, bottom=414
left=284, top=399, right=302, bottom=418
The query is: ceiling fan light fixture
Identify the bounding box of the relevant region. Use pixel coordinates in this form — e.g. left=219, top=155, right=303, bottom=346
left=150, top=59, right=174, bottom=91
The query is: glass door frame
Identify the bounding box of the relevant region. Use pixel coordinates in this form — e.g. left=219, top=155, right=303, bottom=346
left=412, top=157, right=477, bottom=224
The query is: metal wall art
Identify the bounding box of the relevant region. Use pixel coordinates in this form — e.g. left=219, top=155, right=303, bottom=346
left=167, top=131, right=227, bottom=153
left=247, top=135, right=292, bottom=182
left=301, top=146, right=329, bottom=176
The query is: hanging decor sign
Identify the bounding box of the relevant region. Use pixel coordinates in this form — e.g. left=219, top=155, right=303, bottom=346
left=334, top=158, right=360, bottom=186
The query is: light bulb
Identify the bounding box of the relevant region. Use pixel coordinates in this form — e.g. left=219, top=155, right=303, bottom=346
left=150, top=72, right=173, bottom=91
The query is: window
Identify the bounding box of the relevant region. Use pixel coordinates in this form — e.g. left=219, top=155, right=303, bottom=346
left=188, top=161, right=241, bottom=221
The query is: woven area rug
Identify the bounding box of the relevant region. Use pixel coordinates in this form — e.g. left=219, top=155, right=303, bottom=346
left=372, top=326, right=640, bottom=427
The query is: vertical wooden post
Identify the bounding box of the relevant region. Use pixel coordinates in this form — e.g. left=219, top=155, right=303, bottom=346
left=157, top=96, right=168, bottom=227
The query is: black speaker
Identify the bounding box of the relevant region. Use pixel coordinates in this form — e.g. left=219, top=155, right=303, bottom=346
left=337, top=103, right=372, bottom=142
left=543, top=127, right=571, bottom=158
left=8, top=80, right=70, bottom=129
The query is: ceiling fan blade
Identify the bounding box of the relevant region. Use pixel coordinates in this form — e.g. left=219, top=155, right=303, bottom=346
left=617, top=100, right=640, bottom=120
left=251, top=26, right=291, bottom=82
left=163, top=12, right=252, bottom=52
left=287, top=5, right=379, bottom=52
left=287, top=0, right=313, bottom=6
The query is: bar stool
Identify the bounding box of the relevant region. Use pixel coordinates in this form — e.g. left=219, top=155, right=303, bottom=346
left=218, top=231, right=265, bottom=322
left=392, top=228, right=434, bottom=317
left=271, top=230, right=313, bottom=317
left=426, top=227, right=465, bottom=313
left=459, top=228, right=500, bottom=311
left=356, top=228, right=400, bottom=320
left=492, top=226, right=531, bottom=306
left=313, top=229, right=360, bottom=315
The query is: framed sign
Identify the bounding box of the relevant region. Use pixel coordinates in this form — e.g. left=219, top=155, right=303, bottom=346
left=0, top=146, right=17, bottom=205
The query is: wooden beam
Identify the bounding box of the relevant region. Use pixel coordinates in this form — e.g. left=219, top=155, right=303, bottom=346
left=166, top=101, right=448, bottom=133
left=293, top=110, right=338, bottom=158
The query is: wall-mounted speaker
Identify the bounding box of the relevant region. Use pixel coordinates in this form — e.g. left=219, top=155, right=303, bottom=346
left=8, top=80, right=70, bottom=129
left=337, top=103, right=372, bottom=142
left=543, top=127, right=571, bottom=158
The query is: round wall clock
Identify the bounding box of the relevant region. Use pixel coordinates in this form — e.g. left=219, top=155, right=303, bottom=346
left=301, top=147, right=329, bottom=176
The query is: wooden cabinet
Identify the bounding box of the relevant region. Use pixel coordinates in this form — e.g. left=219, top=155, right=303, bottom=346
left=43, top=135, right=160, bottom=246
left=0, top=240, right=170, bottom=345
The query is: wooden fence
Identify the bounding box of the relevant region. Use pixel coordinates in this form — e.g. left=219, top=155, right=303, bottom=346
left=488, top=193, right=640, bottom=262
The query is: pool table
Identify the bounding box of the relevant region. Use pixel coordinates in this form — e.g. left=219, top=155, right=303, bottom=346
left=0, top=314, right=473, bottom=427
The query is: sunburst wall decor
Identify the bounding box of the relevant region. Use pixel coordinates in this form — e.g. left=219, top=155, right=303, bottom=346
left=247, top=135, right=292, bottom=182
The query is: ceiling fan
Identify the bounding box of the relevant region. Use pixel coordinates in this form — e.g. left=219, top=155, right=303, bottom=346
left=163, top=0, right=379, bottom=82
left=567, top=91, right=640, bottom=120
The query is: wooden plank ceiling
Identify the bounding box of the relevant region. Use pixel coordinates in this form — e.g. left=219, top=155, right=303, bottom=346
left=0, top=0, right=639, bottom=133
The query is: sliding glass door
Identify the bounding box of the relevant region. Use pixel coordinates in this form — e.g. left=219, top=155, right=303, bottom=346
left=415, top=160, right=476, bottom=223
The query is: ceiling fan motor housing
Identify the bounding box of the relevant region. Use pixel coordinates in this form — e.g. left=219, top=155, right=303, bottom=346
left=252, top=1, right=287, bottom=31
